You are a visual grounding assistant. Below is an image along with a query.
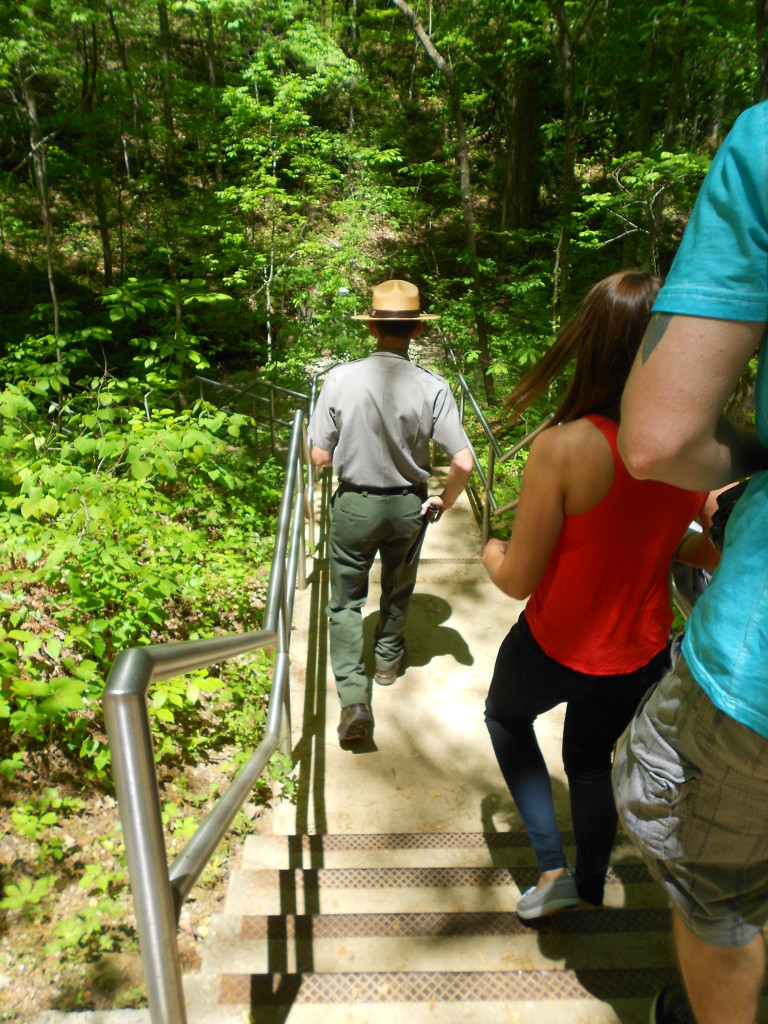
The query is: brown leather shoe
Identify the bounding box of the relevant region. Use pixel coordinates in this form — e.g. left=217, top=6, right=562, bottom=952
left=338, top=703, right=373, bottom=742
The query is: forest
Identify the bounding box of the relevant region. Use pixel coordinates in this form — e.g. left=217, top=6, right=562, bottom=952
left=1, top=0, right=765, bottom=1015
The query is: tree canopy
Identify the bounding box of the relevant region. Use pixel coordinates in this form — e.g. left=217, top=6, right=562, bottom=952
left=2, top=0, right=763, bottom=394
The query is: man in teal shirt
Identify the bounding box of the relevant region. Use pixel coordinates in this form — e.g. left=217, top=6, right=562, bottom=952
left=614, top=102, right=768, bottom=1024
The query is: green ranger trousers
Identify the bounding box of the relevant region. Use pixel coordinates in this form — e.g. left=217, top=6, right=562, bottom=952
left=328, top=486, right=425, bottom=708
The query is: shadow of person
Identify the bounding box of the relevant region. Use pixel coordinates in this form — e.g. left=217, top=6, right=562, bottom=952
left=532, top=911, right=677, bottom=1024
left=362, top=593, right=473, bottom=677
left=339, top=733, right=378, bottom=755
left=482, top=770, right=678, bottom=1024
left=477, top=790, right=540, bottom=907
left=479, top=749, right=681, bottom=1021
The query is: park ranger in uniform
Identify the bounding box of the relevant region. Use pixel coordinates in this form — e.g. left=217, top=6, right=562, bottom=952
left=309, top=279, right=473, bottom=744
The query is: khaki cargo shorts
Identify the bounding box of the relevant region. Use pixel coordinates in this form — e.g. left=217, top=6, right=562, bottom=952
left=612, top=655, right=768, bottom=947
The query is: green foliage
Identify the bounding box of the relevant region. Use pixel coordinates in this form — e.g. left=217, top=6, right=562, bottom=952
left=0, top=874, right=57, bottom=915
left=0, top=338, right=290, bottom=986
left=42, top=850, right=135, bottom=959
left=576, top=150, right=711, bottom=271
left=101, top=276, right=233, bottom=378
left=0, top=339, right=284, bottom=777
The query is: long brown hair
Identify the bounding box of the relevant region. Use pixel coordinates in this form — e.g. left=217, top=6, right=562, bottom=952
left=505, top=270, right=661, bottom=424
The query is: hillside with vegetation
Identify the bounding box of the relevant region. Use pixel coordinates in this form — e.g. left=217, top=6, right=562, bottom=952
left=0, top=0, right=764, bottom=1015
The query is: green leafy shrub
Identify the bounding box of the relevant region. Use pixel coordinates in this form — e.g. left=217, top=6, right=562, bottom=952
left=0, top=351, right=284, bottom=778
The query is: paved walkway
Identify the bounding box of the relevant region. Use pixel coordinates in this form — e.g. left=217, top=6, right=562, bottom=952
left=273, top=466, right=564, bottom=840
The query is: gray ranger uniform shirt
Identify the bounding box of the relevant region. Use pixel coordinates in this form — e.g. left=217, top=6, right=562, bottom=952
left=308, top=350, right=469, bottom=488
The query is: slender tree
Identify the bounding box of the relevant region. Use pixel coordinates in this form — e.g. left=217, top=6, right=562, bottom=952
left=18, top=70, right=62, bottom=415
left=390, top=0, right=495, bottom=401
left=157, top=0, right=177, bottom=176
left=78, top=19, right=114, bottom=284
left=546, top=0, right=601, bottom=320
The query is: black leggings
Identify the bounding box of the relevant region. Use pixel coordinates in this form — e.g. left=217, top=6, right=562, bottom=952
left=485, top=612, right=667, bottom=905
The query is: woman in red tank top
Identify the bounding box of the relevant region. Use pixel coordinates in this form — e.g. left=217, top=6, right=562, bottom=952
left=482, top=271, right=720, bottom=919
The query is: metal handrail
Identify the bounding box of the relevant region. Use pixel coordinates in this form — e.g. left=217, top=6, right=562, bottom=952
left=452, top=371, right=555, bottom=544
left=103, top=407, right=317, bottom=1024
left=195, top=374, right=311, bottom=406
left=195, top=375, right=311, bottom=456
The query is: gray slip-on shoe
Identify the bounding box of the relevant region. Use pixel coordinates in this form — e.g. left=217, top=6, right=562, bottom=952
left=516, top=871, right=579, bottom=920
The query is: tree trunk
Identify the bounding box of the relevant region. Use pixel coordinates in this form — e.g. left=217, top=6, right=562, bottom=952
left=621, top=16, right=658, bottom=266
left=757, top=0, right=768, bottom=101
left=550, top=3, right=575, bottom=321
left=20, top=74, right=62, bottom=416
left=93, top=175, right=114, bottom=285
left=80, top=23, right=114, bottom=284
left=501, top=66, right=540, bottom=241
left=662, top=0, right=689, bottom=150
left=348, top=0, right=360, bottom=50
left=158, top=0, right=176, bottom=176
left=159, top=196, right=184, bottom=373
left=635, top=19, right=657, bottom=152
left=116, top=186, right=126, bottom=282
left=636, top=0, right=690, bottom=272
left=203, top=7, right=223, bottom=184
left=548, top=0, right=600, bottom=322
left=390, top=0, right=495, bottom=403
left=106, top=0, right=145, bottom=163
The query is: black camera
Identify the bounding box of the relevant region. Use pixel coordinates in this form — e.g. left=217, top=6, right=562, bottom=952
left=709, top=480, right=749, bottom=551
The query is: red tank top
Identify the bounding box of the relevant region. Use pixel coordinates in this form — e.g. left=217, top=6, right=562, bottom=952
left=524, top=415, right=706, bottom=674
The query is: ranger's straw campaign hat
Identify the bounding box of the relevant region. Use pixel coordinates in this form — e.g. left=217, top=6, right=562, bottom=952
left=352, top=279, right=439, bottom=321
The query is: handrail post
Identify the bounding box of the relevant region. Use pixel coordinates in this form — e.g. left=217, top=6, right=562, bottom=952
left=297, top=454, right=308, bottom=591
left=280, top=685, right=292, bottom=756
left=483, top=446, right=495, bottom=545
left=104, top=650, right=187, bottom=1024
left=306, top=376, right=319, bottom=551
left=302, top=430, right=315, bottom=556
left=263, top=410, right=304, bottom=634
left=277, top=584, right=292, bottom=761
left=269, top=386, right=277, bottom=457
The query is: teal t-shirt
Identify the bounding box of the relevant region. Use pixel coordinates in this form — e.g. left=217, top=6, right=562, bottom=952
left=653, top=101, right=768, bottom=738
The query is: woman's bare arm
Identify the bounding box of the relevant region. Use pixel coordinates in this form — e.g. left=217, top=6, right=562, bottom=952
left=482, top=429, right=567, bottom=600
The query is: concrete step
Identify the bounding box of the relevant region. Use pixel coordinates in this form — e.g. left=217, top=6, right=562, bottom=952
left=241, top=829, right=640, bottom=870
left=186, top=966, right=677, bottom=1024
left=186, top=832, right=676, bottom=1024
left=225, top=861, right=667, bottom=918
left=201, top=905, right=674, bottom=975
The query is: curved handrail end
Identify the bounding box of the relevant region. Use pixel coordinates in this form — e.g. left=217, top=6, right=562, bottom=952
left=104, top=647, right=156, bottom=701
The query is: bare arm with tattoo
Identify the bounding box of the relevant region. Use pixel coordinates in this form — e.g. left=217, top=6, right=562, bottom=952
left=618, top=313, right=767, bottom=491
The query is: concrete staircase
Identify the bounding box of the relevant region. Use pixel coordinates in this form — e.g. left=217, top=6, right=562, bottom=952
left=184, top=473, right=679, bottom=1023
